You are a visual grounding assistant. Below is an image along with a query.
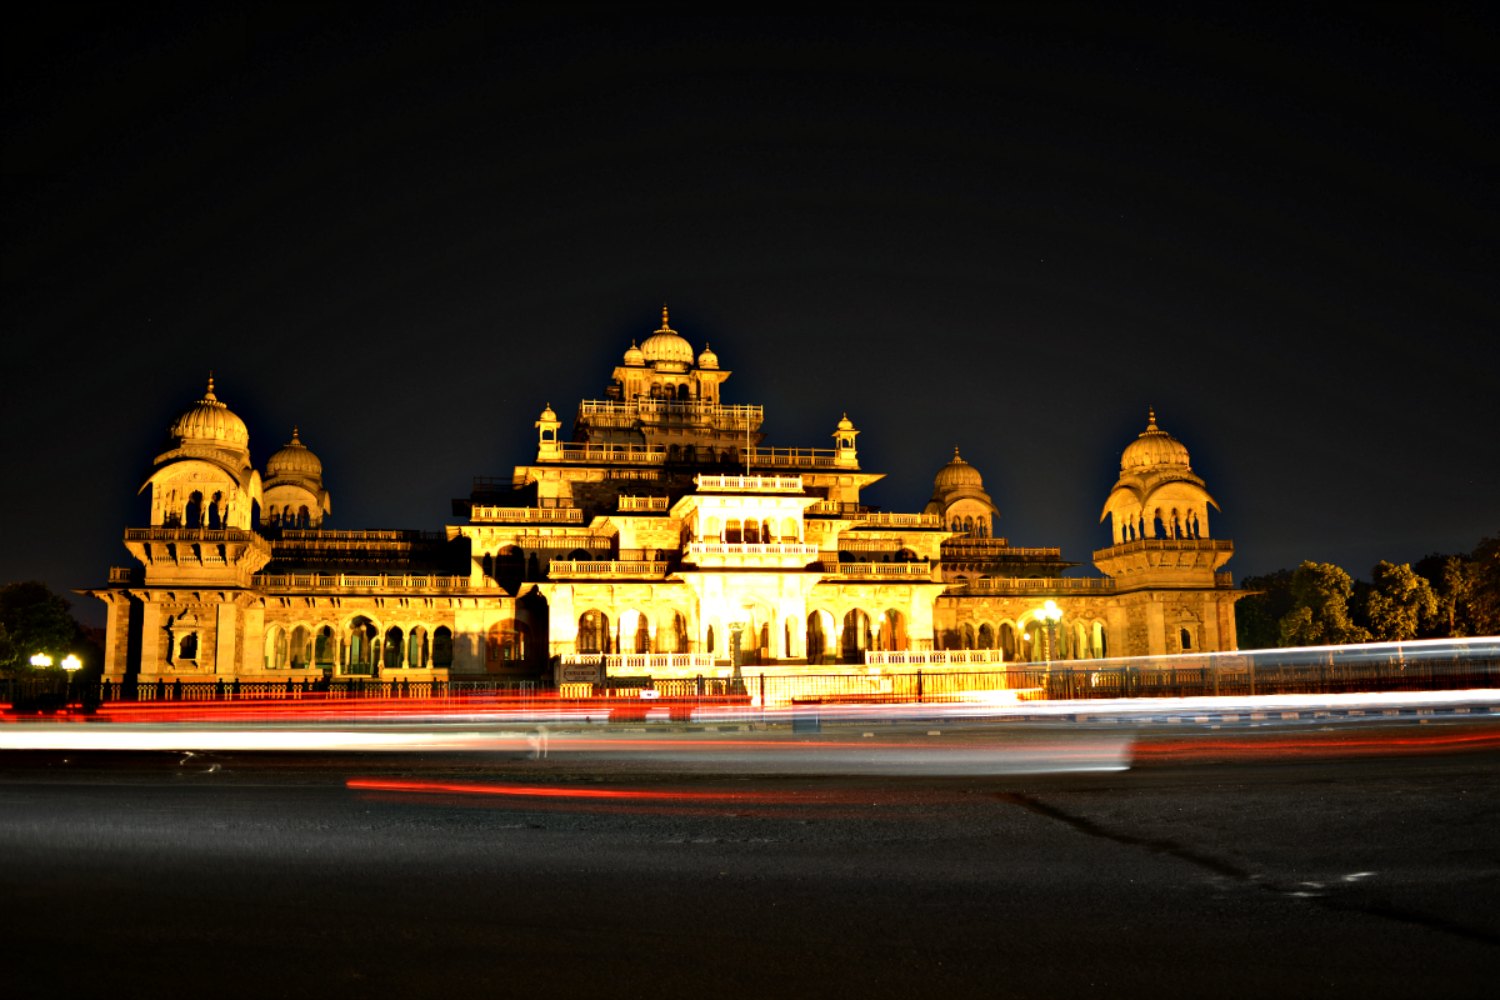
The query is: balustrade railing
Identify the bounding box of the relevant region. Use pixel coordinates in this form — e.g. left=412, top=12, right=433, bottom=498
left=255, top=573, right=471, bottom=591
left=960, top=576, right=1116, bottom=593
left=618, top=496, right=670, bottom=512
left=471, top=506, right=584, bottom=523
left=819, top=561, right=934, bottom=577
left=125, top=527, right=261, bottom=542
left=686, top=542, right=820, bottom=558
left=694, top=473, right=804, bottom=492
left=548, top=561, right=669, bottom=578
left=555, top=443, right=668, bottom=464
left=1092, top=538, right=1235, bottom=559
left=858, top=512, right=945, bottom=528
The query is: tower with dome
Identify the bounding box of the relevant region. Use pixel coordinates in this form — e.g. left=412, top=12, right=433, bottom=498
left=90, top=309, right=1242, bottom=688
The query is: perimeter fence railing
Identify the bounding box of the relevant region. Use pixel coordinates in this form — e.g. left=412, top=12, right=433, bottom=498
left=4, top=638, right=1498, bottom=712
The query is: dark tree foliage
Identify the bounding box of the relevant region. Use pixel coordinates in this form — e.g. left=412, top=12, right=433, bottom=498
left=1470, top=534, right=1500, bottom=636
left=1279, top=561, right=1370, bottom=647
left=1235, top=569, right=1293, bottom=649
left=0, top=581, right=93, bottom=678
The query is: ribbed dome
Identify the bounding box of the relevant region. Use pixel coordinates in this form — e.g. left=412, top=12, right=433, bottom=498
left=934, top=447, right=984, bottom=489
left=697, top=342, right=719, bottom=369
left=170, top=376, right=249, bottom=448
left=266, top=427, right=322, bottom=478
left=1121, top=409, right=1191, bottom=470
left=836, top=413, right=855, bottom=432
left=623, top=341, right=646, bottom=366
left=641, top=306, right=694, bottom=365
left=538, top=402, right=558, bottom=423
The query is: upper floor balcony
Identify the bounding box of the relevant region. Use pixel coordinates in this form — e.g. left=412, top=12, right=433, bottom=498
left=818, top=560, right=935, bottom=578
left=255, top=573, right=472, bottom=593
left=857, top=512, right=945, bottom=528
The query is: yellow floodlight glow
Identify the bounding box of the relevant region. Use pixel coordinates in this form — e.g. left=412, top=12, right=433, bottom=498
left=30, top=653, right=53, bottom=668
left=61, top=654, right=83, bottom=673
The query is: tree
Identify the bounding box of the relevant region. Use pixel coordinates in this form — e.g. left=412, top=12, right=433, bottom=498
left=0, top=581, right=87, bottom=678
left=1236, top=569, right=1293, bottom=649
left=1363, top=561, right=1439, bottom=641
left=1278, top=561, right=1370, bottom=646
left=1469, top=534, right=1500, bottom=636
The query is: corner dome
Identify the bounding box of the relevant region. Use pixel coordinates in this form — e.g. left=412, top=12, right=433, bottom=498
left=1121, top=409, right=1191, bottom=470
left=171, top=375, right=249, bottom=448
left=697, top=342, right=719, bottom=369
left=538, top=402, right=558, bottom=422
left=623, top=341, right=646, bottom=366
left=934, top=447, right=984, bottom=490
left=266, top=427, right=322, bottom=479
left=640, top=306, right=694, bottom=365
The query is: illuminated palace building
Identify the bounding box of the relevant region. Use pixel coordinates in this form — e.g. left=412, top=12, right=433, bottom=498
left=91, top=309, right=1241, bottom=686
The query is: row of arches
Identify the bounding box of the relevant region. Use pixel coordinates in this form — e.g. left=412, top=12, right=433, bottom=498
left=264, top=504, right=313, bottom=527
left=572, top=607, right=911, bottom=664
left=950, top=516, right=990, bottom=537
left=1121, top=507, right=1204, bottom=541
left=939, top=619, right=1109, bottom=661
left=700, top=517, right=802, bottom=544
left=264, top=619, right=455, bottom=674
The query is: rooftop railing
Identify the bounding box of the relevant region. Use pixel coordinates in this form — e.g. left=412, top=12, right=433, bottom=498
left=819, top=561, right=934, bottom=577
left=858, top=512, right=945, bottom=528
left=255, top=573, right=472, bottom=591
left=959, top=576, right=1116, bottom=593
left=694, top=473, right=804, bottom=493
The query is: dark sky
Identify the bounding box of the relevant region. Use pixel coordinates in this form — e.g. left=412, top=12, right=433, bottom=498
left=4, top=5, right=1496, bottom=626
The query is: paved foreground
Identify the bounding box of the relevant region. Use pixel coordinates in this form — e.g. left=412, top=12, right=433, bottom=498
left=1, top=720, right=1497, bottom=1000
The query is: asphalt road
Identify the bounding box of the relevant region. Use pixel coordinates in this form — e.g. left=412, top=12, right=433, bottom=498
left=1, top=720, right=1497, bottom=1000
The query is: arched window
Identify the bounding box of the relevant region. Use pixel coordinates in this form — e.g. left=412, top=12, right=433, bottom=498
left=315, top=626, right=335, bottom=667
left=657, top=611, right=687, bottom=653
left=619, top=610, right=650, bottom=654
left=407, top=626, right=429, bottom=668
left=384, top=627, right=404, bottom=670
left=978, top=623, right=994, bottom=649
left=578, top=610, right=611, bottom=654
left=290, top=625, right=311, bottom=669
left=1001, top=623, right=1018, bottom=660
left=180, top=632, right=198, bottom=660
left=487, top=620, right=528, bottom=667
left=297, top=505, right=311, bottom=528
left=265, top=626, right=287, bottom=669
left=961, top=623, right=976, bottom=649
left=706, top=624, right=715, bottom=655
left=725, top=519, right=742, bottom=544
left=185, top=491, right=203, bottom=528
left=743, top=519, right=760, bottom=544
left=1179, top=627, right=1193, bottom=651
left=208, top=492, right=223, bottom=530
left=841, top=609, right=872, bottom=663
left=879, top=609, right=907, bottom=651
left=433, top=627, right=454, bottom=668
left=347, top=617, right=378, bottom=674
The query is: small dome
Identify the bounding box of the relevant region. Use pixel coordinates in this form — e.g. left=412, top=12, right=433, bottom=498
left=934, top=447, right=984, bottom=490
left=697, top=342, right=719, bottom=369
left=266, top=427, right=322, bottom=479
left=171, top=375, right=249, bottom=448
left=836, top=413, right=855, bottom=432
left=640, top=305, right=694, bottom=365
left=538, top=402, right=558, bottom=423
left=623, top=341, right=645, bottom=366
left=1121, top=408, right=1191, bottom=470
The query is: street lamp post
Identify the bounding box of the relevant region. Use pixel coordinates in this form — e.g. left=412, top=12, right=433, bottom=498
left=61, top=654, right=83, bottom=708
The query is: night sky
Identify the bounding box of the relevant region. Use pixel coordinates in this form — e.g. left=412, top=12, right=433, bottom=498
left=4, top=6, right=1496, bottom=626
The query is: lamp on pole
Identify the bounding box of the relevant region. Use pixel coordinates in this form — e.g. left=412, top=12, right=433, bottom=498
left=61, top=654, right=83, bottom=707
left=1037, top=599, right=1063, bottom=665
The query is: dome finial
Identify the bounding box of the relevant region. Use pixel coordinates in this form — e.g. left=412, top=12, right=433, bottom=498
left=291, top=425, right=301, bottom=444
left=658, top=303, right=672, bottom=332
left=1147, top=406, right=1158, bottom=430
left=205, top=371, right=217, bottom=401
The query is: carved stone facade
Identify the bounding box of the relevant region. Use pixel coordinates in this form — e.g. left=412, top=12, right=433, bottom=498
left=91, top=311, right=1242, bottom=685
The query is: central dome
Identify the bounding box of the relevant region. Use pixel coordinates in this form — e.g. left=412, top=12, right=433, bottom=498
left=1121, top=409, right=1191, bottom=469
left=640, top=306, right=694, bottom=365
left=170, top=376, right=249, bottom=448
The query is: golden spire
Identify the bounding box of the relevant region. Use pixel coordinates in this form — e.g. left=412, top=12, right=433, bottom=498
left=657, top=303, right=674, bottom=333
